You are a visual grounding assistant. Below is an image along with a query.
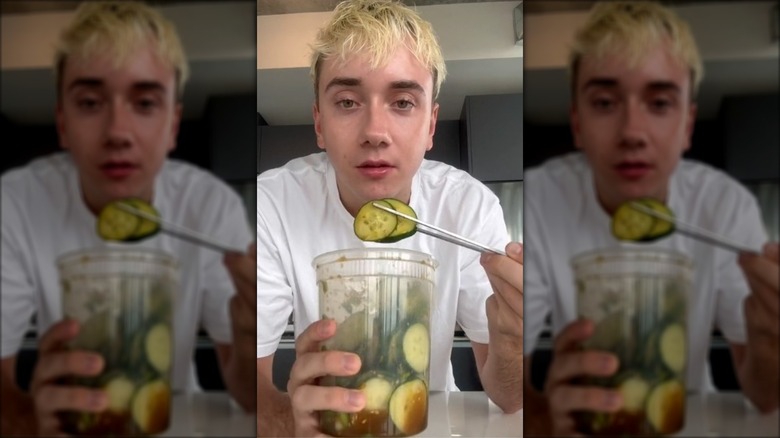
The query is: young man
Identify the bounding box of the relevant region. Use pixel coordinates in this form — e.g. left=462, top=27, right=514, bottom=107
left=523, top=2, right=779, bottom=435
left=256, top=0, right=523, bottom=435
left=0, top=2, right=256, bottom=435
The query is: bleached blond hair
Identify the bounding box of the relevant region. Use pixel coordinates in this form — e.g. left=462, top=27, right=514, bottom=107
left=568, top=1, right=704, bottom=100
left=310, top=0, right=447, bottom=101
left=54, top=1, right=189, bottom=101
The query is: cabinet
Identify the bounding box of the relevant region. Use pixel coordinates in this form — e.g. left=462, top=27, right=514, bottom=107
left=720, top=93, right=779, bottom=181
left=460, top=94, right=523, bottom=181
left=204, top=94, right=257, bottom=181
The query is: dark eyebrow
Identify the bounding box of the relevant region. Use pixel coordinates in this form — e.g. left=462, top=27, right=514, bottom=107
left=582, top=77, right=682, bottom=94
left=390, top=80, right=425, bottom=95
left=66, top=78, right=167, bottom=94
left=324, top=77, right=361, bottom=93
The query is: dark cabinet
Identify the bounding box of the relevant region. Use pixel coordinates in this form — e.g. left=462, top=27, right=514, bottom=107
left=204, top=94, right=257, bottom=181
left=720, top=93, right=779, bottom=181
left=460, top=94, right=523, bottom=182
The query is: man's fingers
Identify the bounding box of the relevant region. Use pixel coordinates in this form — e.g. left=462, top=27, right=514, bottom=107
left=546, top=349, right=619, bottom=388
left=37, top=319, right=80, bottom=354
left=295, top=320, right=338, bottom=357
left=31, top=351, right=104, bottom=393
left=288, top=350, right=361, bottom=392
left=35, top=384, right=108, bottom=414
left=486, top=271, right=523, bottom=318
left=763, top=242, right=779, bottom=263
left=291, top=384, right=366, bottom=415
left=552, top=319, right=594, bottom=355
left=505, top=242, right=523, bottom=264
left=548, top=384, right=623, bottom=416
left=740, top=252, right=780, bottom=292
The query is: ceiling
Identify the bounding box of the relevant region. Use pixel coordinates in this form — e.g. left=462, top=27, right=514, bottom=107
left=257, top=0, right=516, bottom=15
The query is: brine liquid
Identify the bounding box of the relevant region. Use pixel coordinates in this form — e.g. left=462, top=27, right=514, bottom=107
left=574, top=275, right=688, bottom=436
left=59, top=275, right=173, bottom=436
left=319, top=275, right=432, bottom=437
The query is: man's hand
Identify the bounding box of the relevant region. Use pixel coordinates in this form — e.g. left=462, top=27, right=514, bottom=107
left=481, top=242, right=523, bottom=346
left=30, top=319, right=108, bottom=436
left=224, top=242, right=257, bottom=341
left=737, top=242, right=780, bottom=412
left=543, top=319, right=623, bottom=436
left=288, top=319, right=366, bottom=436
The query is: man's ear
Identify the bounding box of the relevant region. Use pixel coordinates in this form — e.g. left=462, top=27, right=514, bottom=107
left=682, top=102, right=697, bottom=153
left=426, top=103, right=439, bottom=152
left=168, top=103, right=182, bottom=153
left=570, top=102, right=582, bottom=150
left=313, top=102, right=325, bottom=150
left=56, top=101, right=68, bottom=150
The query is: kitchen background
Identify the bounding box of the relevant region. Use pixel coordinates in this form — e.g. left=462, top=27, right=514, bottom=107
left=257, top=0, right=523, bottom=391
left=522, top=0, right=780, bottom=391
left=1, top=0, right=257, bottom=391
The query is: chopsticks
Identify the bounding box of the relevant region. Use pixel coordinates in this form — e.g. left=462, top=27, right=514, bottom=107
left=628, top=201, right=759, bottom=254
left=371, top=202, right=506, bottom=256
left=115, top=202, right=244, bottom=254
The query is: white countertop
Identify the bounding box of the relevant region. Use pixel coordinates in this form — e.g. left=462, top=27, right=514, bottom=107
left=160, top=391, right=778, bottom=437
left=161, top=391, right=521, bottom=437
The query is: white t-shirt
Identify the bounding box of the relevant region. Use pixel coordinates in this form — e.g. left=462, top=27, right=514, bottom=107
left=524, top=152, right=767, bottom=393
left=1, top=152, right=252, bottom=392
left=256, top=152, right=509, bottom=391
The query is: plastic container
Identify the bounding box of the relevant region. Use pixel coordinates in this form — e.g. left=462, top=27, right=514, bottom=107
left=314, top=248, right=437, bottom=437
left=57, top=247, right=178, bottom=436
left=571, top=247, right=692, bottom=436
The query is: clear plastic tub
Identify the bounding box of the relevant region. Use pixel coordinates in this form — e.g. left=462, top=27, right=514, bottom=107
left=314, top=248, right=437, bottom=437
left=57, top=247, right=178, bottom=436
left=571, top=247, right=692, bottom=436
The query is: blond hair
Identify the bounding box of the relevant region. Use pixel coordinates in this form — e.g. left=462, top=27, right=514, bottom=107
left=310, top=0, right=447, bottom=101
left=54, top=1, right=189, bottom=100
left=568, top=1, right=703, bottom=100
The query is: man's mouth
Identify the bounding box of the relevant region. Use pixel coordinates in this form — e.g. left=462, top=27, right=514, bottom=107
left=614, top=161, right=652, bottom=179
left=357, top=160, right=394, bottom=178
left=101, top=161, right=139, bottom=179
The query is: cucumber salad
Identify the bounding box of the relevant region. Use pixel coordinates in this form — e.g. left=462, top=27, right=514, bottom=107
left=58, top=276, right=174, bottom=436
left=574, top=271, right=689, bottom=435
left=318, top=274, right=432, bottom=437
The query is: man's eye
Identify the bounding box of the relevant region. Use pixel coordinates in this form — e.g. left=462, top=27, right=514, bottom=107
left=591, top=98, right=614, bottom=110
left=338, top=99, right=356, bottom=109
left=395, top=99, right=414, bottom=110
left=650, top=99, right=672, bottom=112
left=136, top=98, right=159, bottom=112
left=76, top=98, right=101, bottom=110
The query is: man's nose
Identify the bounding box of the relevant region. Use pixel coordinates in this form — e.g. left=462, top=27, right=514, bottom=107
left=361, top=102, right=391, bottom=147
left=619, top=100, right=649, bottom=150
left=105, top=100, right=133, bottom=149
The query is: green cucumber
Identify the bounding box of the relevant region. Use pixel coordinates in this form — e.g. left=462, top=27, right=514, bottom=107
left=102, top=375, right=135, bottom=413
left=145, top=323, right=172, bottom=373
left=378, top=198, right=417, bottom=243
left=354, top=200, right=398, bottom=242
left=611, top=198, right=674, bottom=242
left=402, top=323, right=430, bottom=373
left=617, top=375, right=650, bottom=413
left=97, top=198, right=160, bottom=242
left=646, top=379, right=685, bottom=434
left=659, top=323, right=686, bottom=374
left=359, top=375, right=395, bottom=411
left=388, top=379, right=428, bottom=435
left=131, top=379, right=171, bottom=434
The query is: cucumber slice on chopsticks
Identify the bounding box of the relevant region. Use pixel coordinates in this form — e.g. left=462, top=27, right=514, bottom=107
left=612, top=198, right=675, bottom=242
left=354, top=198, right=418, bottom=243
left=97, top=198, right=160, bottom=242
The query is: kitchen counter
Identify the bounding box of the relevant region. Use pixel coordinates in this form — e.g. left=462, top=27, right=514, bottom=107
left=161, top=391, right=521, bottom=437
left=676, top=392, right=779, bottom=437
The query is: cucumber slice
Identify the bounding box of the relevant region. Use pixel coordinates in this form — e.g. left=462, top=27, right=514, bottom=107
left=145, top=323, right=172, bottom=373
left=659, top=323, right=686, bottom=374
left=402, top=323, right=430, bottom=373
left=646, top=379, right=685, bottom=434
left=389, top=379, right=427, bottom=435
left=131, top=379, right=171, bottom=434
left=126, top=199, right=160, bottom=241
left=611, top=198, right=674, bottom=242
left=640, top=199, right=675, bottom=241
left=354, top=200, right=398, bottom=242
left=378, top=198, right=417, bottom=243
left=359, top=376, right=395, bottom=411
left=97, top=199, right=160, bottom=242
left=617, top=376, right=650, bottom=413
left=103, top=375, right=135, bottom=413
left=97, top=201, right=140, bottom=241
